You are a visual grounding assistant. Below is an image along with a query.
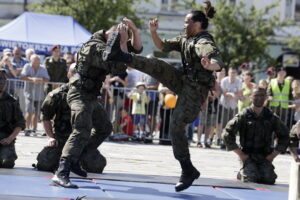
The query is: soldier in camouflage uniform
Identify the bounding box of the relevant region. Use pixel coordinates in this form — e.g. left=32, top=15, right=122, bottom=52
left=36, top=64, right=106, bottom=173
left=103, top=3, right=223, bottom=192
left=44, top=45, right=68, bottom=93
left=52, top=18, right=143, bottom=188
left=0, top=69, right=25, bottom=168
left=289, top=120, right=300, bottom=162
left=222, top=88, right=290, bottom=184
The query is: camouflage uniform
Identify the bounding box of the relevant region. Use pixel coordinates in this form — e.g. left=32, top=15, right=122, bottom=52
left=223, top=107, right=289, bottom=184
left=128, top=31, right=223, bottom=161
left=0, top=92, right=25, bottom=168
left=289, top=121, right=299, bottom=149
left=44, top=57, right=68, bottom=93
left=62, top=30, right=138, bottom=165
left=38, top=84, right=106, bottom=173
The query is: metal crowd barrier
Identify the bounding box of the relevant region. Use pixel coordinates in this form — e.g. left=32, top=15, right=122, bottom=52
left=6, top=79, right=298, bottom=143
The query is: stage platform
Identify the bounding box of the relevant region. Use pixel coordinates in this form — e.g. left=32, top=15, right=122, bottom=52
left=0, top=168, right=289, bottom=200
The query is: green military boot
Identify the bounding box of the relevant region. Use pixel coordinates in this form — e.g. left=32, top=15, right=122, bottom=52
left=102, top=31, right=132, bottom=63
left=175, top=159, right=200, bottom=192
left=51, top=158, right=78, bottom=188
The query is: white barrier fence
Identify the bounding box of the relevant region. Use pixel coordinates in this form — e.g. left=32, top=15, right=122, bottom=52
left=6, top=79, right=298, bottom=143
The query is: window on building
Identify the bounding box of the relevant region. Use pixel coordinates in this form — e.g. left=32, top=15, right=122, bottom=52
left=161, top=0, right=168, bottom=11
left=285, top=0, right=293, bottom=19
left=296, top=0, right=300, bottom=21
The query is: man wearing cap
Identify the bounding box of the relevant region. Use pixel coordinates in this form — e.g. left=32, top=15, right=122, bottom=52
left=267, top=67, right=293, bottom=127
left=44, top=45, right=68, bottom=93
left=0, top=69, right=25, bottom=168
left=223, top=88, right=289, bottom=184
left=0, top=48, right=18, bottom=94
left=51, top=18, right=143, bottom=188
left=36, top=63, right=106, bottom=173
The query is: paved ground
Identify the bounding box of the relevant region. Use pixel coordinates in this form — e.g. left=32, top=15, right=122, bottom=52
left=14, top=127, right=292, bottom=185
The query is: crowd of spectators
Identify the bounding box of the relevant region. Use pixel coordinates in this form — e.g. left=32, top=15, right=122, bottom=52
left=1, top=46, right=300, bottom=152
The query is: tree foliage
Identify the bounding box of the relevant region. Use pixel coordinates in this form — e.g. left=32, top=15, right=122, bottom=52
left=28, top=0, right=145, bottom=33
left=177, top=0, right=287, bottom=70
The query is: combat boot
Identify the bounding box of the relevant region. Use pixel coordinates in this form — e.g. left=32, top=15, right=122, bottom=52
left=71, top=161, right=87, bottom=177
left=175, top=159, right=200, bottom=192
left=51, top=158, right=78, bottom=188
left=102, top=31, right=132, bottom=63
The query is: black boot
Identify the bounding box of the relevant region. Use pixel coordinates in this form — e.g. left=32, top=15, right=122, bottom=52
left=175, top=159, right=200, bottom=192
left=71, top=161, right=87, bottom=177
left=102, top=31, right=132, bottom=63
left=51, top=158, right=78, bottom=188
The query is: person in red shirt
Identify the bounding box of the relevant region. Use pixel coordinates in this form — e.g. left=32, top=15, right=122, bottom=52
left=120, top=107, right=133, bottom=136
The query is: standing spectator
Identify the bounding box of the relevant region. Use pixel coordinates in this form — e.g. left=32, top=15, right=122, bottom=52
left=12, top=46, right=28, bottom=115
left=267, top=67, right=293, bottom=127
left=265, top=66, right=276, bottom=84
left=289, top=120, right=300, bottom=162
left=219, top=67, right=243, bottom=148
left=214, top=68, right=226, bottom=146
left=238, top=72, right=256, bottom=112
left=0, top=49, right=18, bottom=94
left=126, top=67, right=143, bottom=89
left=0, top=69, right=25, bottom=168
left=25, top=48, right=35, bottom=62
left=21, top=54, right=50, bottom=136
left=109, top=71, right=128, bottom=125
left=141, top=65, right=160, bottom=136
left=158, top=83, right=174, bottom=145
left=44, top=45, right=68, bottom=93
left=128, top=82, right=149, bottom=139
left=291, top=79, right=300, bottom=122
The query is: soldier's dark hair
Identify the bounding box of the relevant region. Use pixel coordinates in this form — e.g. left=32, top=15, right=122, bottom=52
left=190, top=1, right=216, bottom=30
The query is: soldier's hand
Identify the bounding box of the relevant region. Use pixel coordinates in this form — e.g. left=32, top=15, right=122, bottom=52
left=117, top=23, right=129, bottom=45
left=0, top=137, right=13, bottom=145
left=122, top=17, right=137, bottom=32
left=149, top=18, right=159, bottom=32
left=47, top=138, right=58, bottom=147
left=295, top=157, right=300, bottom=162
left=201, top=56, right=211, bottom=70
left=266, top=154, right=275, bottom=162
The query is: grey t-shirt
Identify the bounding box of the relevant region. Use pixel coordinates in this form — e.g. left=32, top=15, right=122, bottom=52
left=21, top=63, right=50, bottom=101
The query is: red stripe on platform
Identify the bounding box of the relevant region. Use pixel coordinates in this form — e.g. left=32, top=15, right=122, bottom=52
left=256, top=188, right=270, bottom=191
left=43, top=175, right=54, bottom=178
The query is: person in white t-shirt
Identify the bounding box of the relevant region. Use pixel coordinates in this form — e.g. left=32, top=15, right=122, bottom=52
left=219, top=67, right=243, bottom=130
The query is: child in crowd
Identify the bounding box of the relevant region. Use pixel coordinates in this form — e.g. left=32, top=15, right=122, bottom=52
left=128, top=82, right=149, bottom=139
left=109, top=107, right=133, bottom=141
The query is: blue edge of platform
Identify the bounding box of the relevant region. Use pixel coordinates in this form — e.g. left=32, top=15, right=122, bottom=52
left=0, top=173, right=288, bottom=200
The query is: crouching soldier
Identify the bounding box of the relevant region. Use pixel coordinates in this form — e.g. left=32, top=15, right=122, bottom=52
left=0, top=69, right=25, bottom=168
left=223, top=88, right=289, bottom=184
left=35, top=64, right=106, bottom=173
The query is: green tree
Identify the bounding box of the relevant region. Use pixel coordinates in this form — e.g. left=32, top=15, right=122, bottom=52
left=176, top=0, right=288, bottom=70
left=28, top=0, right=146, bottom=32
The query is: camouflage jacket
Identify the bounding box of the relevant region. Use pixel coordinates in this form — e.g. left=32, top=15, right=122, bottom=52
left=161, top=31, right=224, bottom=85
left=289, top=121, right=300, bottom=148
left=222, top=107, right=289, bottom=155
left=70, top=30, right=137, bottom=96
left=0, top=92, right=25, bottom=137
left=41, top=84, right=71, bottom=141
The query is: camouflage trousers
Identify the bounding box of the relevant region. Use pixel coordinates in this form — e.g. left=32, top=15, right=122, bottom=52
left=130, top=55, right=209, bottom=161
left=0, top=142, right=17, bottom=168
left=61, top=87, right=112, bottom=164
left=36, top=145, right=106, bottom=173
left=238, top=155, right=277, bottom=184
